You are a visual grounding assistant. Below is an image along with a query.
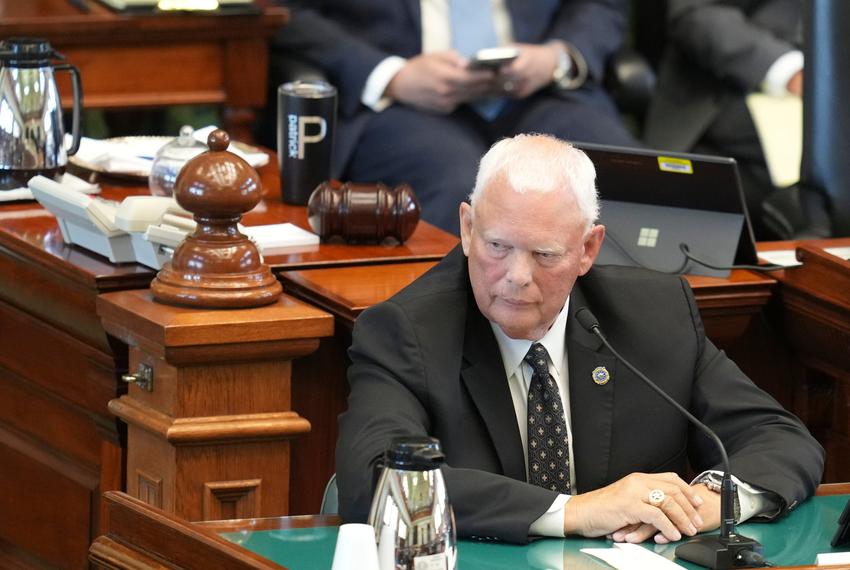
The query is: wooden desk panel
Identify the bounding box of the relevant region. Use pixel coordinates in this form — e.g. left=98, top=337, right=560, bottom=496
left=0, top=0, right=288, bottom=141
left=758, top=239, right=850, bottom=483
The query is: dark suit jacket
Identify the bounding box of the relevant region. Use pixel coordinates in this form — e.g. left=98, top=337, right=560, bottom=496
left=644, top=0, right=802, bottom=151
left=273, top=0, right=626, bottom=173
left=338, top=245, right=823, bottom=543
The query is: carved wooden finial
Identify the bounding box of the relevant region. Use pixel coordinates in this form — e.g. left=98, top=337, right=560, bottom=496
left=150, top=129, right=282, bottom=308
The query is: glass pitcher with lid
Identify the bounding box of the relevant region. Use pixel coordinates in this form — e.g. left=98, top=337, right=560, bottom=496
left=148, top=125, right=207, bottom=197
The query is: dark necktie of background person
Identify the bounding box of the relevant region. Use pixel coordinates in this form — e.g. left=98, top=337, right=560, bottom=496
left=448, top=0, right=506, bottom=119
left=525, top=343, right=572, bottom=494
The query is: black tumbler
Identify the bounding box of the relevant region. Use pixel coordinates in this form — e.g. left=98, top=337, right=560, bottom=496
left=277, top=80, right=337, bottom=205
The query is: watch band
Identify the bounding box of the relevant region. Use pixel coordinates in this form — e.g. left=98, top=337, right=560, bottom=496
left=697, top=473, right=741, bottom=522
left=551, top=41, right=587, bottom=90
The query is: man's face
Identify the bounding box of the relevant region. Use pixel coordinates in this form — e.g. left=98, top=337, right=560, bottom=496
left=459, top=175, right=605, bottom=340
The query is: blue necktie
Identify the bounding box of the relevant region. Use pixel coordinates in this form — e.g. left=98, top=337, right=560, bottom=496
left=448, top=0, right=506, bottom=120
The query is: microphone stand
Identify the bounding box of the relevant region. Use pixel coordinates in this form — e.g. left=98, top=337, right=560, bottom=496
left=575, top=308, right=765, bottom=569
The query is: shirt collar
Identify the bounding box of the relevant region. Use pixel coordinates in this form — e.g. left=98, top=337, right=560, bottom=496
left=491, top=297, right=570, bottom=379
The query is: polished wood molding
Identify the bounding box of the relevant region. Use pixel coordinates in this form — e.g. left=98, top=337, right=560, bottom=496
left=97, top=289, right=331, bottom=359
left=683, top=270, right=775, bottom=345
left=89, top=491, right=281, bottom=570
left=280, top=261, right=437, bottom=328
left=785, top=244, right=850, bottom=307
left=815, top=482, right=850, bottom=495
left=108, top=398, right=311, bottom=445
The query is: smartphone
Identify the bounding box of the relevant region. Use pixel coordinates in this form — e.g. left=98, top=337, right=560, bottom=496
left=468, top=47, right=519, bottom=70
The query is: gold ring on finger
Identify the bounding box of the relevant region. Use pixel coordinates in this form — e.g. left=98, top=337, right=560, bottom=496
left=648, top=488, right=665, bottom=506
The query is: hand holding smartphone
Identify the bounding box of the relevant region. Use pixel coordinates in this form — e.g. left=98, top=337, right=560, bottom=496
left=468, top=46, right=519, bottom=70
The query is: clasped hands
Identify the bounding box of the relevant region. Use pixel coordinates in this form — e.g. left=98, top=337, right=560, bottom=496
left=563, top=472, right=721, bottom=544
left=385, top=43, right=561, bottom=114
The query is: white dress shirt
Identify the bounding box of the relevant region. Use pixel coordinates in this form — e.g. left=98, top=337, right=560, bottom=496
left=762, top=50, right=804, bottom=96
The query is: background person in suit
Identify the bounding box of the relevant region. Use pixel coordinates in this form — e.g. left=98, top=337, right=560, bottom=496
left=643, top=0, right=808, bottom=239
left=337, top=133, right=823, bottom=543
left=271, top=0, right=640, bottom=234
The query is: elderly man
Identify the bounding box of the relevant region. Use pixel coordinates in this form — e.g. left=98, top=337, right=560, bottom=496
left=337, top=134, right=823, bottom=543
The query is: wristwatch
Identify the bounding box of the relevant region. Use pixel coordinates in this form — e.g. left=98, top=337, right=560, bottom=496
left=696, top=472, right=741, bottom=522
left=551, top=41, right=588, bottom=90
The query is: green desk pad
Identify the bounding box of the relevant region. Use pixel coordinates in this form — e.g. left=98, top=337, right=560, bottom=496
left=220, top=495, right=850, bottom=569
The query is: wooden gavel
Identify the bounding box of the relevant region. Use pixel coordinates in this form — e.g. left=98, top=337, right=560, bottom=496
left=307, top=180, right=420, bottom=243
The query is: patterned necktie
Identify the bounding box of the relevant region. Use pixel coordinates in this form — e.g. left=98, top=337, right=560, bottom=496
left=525, top=343, right=572, bottom=494
left=448, top=0, right=506, bottom=120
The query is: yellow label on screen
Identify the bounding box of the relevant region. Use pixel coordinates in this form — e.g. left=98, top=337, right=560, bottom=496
left=657, top=156, right=693, bottom=174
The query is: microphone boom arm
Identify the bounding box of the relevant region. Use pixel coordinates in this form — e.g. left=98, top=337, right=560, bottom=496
left=574, top=307, right=765, bottom=568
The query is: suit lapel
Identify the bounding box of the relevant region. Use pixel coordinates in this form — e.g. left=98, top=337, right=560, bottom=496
left=566, top=283, right=617, bottom=493
left=402, top=0, right=422, bottom=35
left=505, top=0, right=532, bottom=42
left=461, top=295, right=527, bottom=482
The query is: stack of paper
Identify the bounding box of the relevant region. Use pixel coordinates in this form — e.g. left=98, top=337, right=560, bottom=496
left=581, top=542, right=685, bottom=569
left=97, top=0, right=253, bottom=10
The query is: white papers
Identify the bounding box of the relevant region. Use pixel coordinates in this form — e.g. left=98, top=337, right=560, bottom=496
left=816, top=551, right=850, bottom=566
left=242, top=223, right=320, bottom=252
left=70, top=126, right=269, bottom=178
left=758, top=249, right=803, bottom=267
left=825, top=246, right=850, bottom=261
left=581, top=543, right=685, bottom=570
left=758, top=246, right=850, bottom=267
left=0, top=173, right=99, bottom=202
left=746, top=93, right=802, bottom=189
left=98, top=0, right=250, bottom=8
left=73, top=136, right=155, bottom=174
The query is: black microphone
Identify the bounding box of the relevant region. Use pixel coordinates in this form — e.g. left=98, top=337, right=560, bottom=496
left=575, top=307, right=765, bottom=569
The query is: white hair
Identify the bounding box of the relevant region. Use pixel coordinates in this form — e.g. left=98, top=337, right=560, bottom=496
left=469, top=134, right=599, bottom=229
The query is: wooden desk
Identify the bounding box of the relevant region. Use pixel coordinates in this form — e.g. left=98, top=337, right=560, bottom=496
left=0, top=160, right=455, bottom=567
left=0, top=0, right=288, bottom=141
left=758, top=238, right=850, bottom=482
left=89, top=485, right=850, bottom=569
left=277, top=262, right=775, bottom=515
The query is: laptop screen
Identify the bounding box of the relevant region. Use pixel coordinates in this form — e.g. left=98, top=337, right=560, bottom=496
left=576, top=143, right=759, bottom=277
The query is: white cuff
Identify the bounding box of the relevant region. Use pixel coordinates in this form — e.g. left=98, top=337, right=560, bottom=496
left=762, top=50, right=804, bottom=97
left=529, top=494, right=569, bottom=537
left=691, top=470, right=779, bottom=523
left=361, top=56, right=407, bottom=112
